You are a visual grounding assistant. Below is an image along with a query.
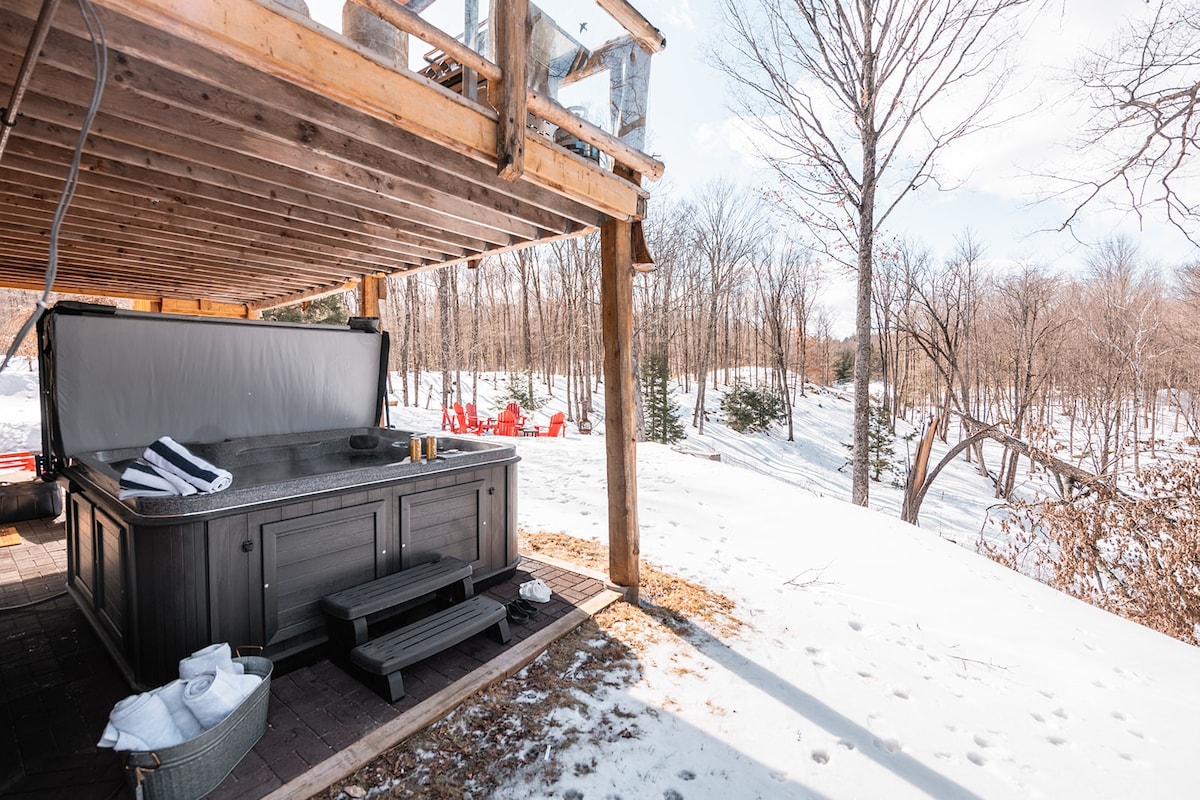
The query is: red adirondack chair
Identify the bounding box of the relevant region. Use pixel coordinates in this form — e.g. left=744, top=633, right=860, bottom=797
left=465, top=403, right=489, bottom=434
left=492, top=408, right=521, bottom=436
left=534, top=411, right=566, bottom=437
left=452, top=402, right=470, bottom=433
left=504, top=402, right=527, bottom=428
left=0, top=451, right=36, bottom=472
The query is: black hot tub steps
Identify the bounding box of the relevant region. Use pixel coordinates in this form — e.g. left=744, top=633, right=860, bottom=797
left=321, top=557, right=475, bottom=649
left=350, top=594, right=511, bottom=701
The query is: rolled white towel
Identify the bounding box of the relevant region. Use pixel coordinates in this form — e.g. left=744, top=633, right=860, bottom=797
left=114, top=731, right=152, bottom=752
left=97, top=722, right=119, bottom=749
left=144, top=436, right=233, bottom=493
left=100, top=692, right=185, bottom=751
left=152, top=679, right=204, bottom=740
left=118, top=460, right=198, bottom=499
left=181, top=670, right=261, bottom=729
left=178, top=642, right=242, bottom=679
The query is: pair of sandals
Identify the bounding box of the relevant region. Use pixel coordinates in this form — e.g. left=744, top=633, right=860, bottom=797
left=505, top=597, right=539, bottom=623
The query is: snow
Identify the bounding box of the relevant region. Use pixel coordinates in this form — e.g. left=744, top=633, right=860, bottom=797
left=3, top=365, right=1198, bottom=799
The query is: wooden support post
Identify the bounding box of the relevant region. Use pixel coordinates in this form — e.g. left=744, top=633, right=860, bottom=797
left=360, top=275, right=382, bottom=319
left=494, top=0, right=528, bottom=181
left=600, top=217, right=639, bottom=600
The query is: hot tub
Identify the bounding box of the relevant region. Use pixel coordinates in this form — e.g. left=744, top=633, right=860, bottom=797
left=38, top=304, right=518, bottom=688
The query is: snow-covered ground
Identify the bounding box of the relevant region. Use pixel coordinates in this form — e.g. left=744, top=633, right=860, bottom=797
left=4, top=364, right=1198, bottom=799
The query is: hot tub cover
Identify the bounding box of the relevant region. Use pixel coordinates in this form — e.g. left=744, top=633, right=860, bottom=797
left=37, top=303, right=389, bottom=470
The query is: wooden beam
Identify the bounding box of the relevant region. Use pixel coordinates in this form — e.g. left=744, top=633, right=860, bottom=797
left=494, top=0, right=528, bottom=180
left=595, top=0, right=666, bottom=54
left=600, top=218, right=639, bottom=599
left=85, top=0, right=646, bottom=217
left=157, top=298, right=252, bottom=318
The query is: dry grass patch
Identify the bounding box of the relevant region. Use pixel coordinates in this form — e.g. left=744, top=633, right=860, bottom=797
left=520, top=529, right=744, bottom=638
left=318, top=532, right=741, bottom=800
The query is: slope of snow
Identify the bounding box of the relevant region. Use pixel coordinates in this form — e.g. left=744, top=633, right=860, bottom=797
left=3, top=365, right=1197, bottom=798
left=388, top=376, right=1200, bottom=799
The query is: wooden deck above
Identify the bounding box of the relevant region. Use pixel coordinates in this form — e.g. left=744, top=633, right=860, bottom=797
left=0, top=0, right=661, bottom=314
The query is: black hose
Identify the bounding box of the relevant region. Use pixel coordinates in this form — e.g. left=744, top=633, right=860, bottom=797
left=0, top=587, right=68, bottom=613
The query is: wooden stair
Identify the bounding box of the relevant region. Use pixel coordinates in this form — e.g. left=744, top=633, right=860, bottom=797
left=321, top=557, right=510, bottom=701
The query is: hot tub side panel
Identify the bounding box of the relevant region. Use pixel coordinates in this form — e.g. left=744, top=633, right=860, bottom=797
left=394, top=462, right=517, bottom=582
left=64, top=460, right=517, bottom=688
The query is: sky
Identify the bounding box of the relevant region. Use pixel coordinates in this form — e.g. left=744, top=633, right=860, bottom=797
left=297, top=0, right=1197, bottom=336
left=5, top=363, right=1200, bottom=798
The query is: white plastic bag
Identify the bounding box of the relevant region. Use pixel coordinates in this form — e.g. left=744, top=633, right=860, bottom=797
left=518, top=578, right=551, bottom=603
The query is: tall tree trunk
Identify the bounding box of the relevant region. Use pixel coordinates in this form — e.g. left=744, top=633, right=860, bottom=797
left=852, top=129, right=877, bottom=507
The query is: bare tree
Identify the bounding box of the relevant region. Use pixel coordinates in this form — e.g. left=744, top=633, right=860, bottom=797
left=754, top=240, right=811, bottom=441
left=716, top=0, right=1039, bottom=506
left=987, top=263, right=1067, bottom=498
left=690, top=179, right=764, bottom=435
left=1066, top=1, right=1200, bottom=242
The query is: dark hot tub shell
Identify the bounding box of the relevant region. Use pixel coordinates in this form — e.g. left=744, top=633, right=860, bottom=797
left=38, top=305, right=518, bottom=688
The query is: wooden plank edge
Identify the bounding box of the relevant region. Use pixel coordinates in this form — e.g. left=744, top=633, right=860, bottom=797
left=260, top=587, right=624, bottom=800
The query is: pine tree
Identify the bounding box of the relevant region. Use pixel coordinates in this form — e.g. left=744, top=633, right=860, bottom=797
left=866, top=399, right=897, bottom=482
left=641, top=352, right=686, bottom=444
left=833, top=351, right=855, bottom=383
left=842, top=395, right=899, bottom=482
left=720, top=382, right=786, bottom=434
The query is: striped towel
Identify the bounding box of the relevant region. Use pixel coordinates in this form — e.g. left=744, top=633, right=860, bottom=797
left=144, top=436, right=233, bottom=493
left=119, top=460, right=199, bottom=499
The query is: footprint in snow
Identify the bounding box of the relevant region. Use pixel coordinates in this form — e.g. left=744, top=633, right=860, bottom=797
left=1052, top=707, right=1068, bottom=720
left=1111, top=710, right=1126, bottom=721
left=966, top=752, right=986, bottom=766
left=836, top=739, right=856, bottom=751
left=892, top=688, right=910, bottom=700
left=677, top=770, right=696, bottom=781
left=848, top=620, right=864, bottom=632
left=873, top=737, right=902, bottom=754
left=973, top=734, right=990, bottom=748
left=811, top=750, right=830, bottom=765
left=1046, top=735, right=1067, bottom=746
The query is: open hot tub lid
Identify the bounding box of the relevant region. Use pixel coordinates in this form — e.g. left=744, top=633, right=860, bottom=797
left=37, top=302, right=389, bottom=468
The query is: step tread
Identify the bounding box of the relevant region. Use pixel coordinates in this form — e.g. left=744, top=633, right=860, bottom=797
left=350, top=595, right=507, bottom=674
left=321, top=557, right=473, bottom=620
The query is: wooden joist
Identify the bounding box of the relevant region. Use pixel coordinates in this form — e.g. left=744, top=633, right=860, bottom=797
left=0, top=0, right=656, bottom=309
